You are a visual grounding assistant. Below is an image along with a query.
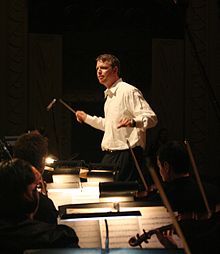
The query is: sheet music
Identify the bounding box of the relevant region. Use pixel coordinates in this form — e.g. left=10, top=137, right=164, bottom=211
left=48, top=183, right=100, bottom=209
left=139, top=206, right=182, bottom=248
left=99, top=217, right=140, bottom=248
left=49, top=182, right=183, bottom=249
left=60, top=219, right=101, bottom=248
left=59, top=206, right=183, bottom=249
left=138, top=206, right=173, bottom=248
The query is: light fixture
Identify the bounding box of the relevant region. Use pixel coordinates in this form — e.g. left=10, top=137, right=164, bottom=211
left=58, top=202, right=141, bottom=222
left=99, top=181, right=139, bottom=203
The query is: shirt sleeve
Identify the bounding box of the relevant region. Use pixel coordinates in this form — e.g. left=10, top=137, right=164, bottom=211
left=126, top=88, right=158, bottom=130
left=84, top=114, right=105, bottom=131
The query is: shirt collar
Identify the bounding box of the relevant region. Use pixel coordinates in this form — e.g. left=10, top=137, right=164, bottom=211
left=104, top=78, right=122, bottom=98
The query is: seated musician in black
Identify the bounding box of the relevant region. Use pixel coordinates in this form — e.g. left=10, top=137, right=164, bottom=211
left=149, top=140, right=220, bottom=253
left=0, top=159, right=79, bottom=253
left=152, top=140, right=220, bottom=212
left=13, top=130, right=58, bottom=224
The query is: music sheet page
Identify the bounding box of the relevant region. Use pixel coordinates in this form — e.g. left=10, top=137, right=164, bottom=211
left=99, top=217, right=140, bottom=248
left=49, top=181, right=183, bottom=249
left=60, top=219, right=102, bottom=248
left=59, top=205, right=183, bottom=249
left=138, top=206, right=173, bottom=248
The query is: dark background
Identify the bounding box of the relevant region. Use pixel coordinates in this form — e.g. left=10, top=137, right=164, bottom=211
left=28, top=0, right=185, bottom=37
left=1, top=0, right=219, bottom=184
left=27, top=0, right=186, bottom=162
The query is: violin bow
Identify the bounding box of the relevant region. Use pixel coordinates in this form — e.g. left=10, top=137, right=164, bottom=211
left=184, top=140, right=212, bottom=218
left=126, top=139, right=149, bottom=192
left=148, top=165, right=192, bottom=254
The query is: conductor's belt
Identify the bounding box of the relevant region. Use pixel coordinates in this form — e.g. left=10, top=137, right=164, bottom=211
left=104, top=146, right=142, bottom=153
left=105, top=148, right=128, bottom=153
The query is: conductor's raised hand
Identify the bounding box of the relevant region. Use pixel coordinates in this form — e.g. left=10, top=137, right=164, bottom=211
left=75, top=111, right=87, bottom=123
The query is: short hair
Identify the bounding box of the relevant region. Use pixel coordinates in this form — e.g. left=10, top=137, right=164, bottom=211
left=13, top=131, right=48, bottom=172
left=96, top=54, right=121, bottom=76
left=0, top=158, right=38, bottom=219
left=157, top=141, right=190, bottom=174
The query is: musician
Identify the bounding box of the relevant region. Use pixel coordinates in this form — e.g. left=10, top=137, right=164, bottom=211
left=148, top=140, right=220, bottom=253
left=151, top=140, right=220, bottom=212
left=0, top=159, right=79, bottom=253
left=75, top=53, right=157, bottom=183
left=13, top=130, right=59, bottom=224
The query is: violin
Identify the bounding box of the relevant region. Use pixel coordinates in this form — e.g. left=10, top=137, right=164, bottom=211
left=129, top=223, right=175, bottom=247
left=129, top=209, right=220, bottom=248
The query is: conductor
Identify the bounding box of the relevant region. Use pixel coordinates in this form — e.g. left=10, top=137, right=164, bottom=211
left=76, top=54, right=157, bottom=183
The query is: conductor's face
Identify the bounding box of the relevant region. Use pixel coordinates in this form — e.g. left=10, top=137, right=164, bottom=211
left=96, top=60, right=118, bottom=89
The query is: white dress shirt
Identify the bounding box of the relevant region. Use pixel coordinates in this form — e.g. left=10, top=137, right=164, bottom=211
left=84, top=78, right=158, bottom=151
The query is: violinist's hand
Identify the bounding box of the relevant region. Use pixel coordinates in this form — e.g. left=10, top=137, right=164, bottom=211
left=75, top=110, right=87, bottom=123
left=117, top=118, right=133, bottom=128
left=37, top=176, right=48, bottom=196
left=155, top=229, right=178, bottom=249
left=41, top=180, right=48, bottom=196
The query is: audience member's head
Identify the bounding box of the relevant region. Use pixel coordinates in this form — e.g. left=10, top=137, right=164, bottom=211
left=157, top=141, right=190, bottom=182
left=13, top=130, right=48, bottom=174
left=0, top=158, right=41, bottom=220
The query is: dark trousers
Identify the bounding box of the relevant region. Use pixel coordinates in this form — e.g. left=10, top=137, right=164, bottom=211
left=101, top=146, right=144, bottom=183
